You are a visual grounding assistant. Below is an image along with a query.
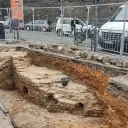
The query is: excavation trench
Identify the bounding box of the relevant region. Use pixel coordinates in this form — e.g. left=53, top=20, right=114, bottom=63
left=0, top=48, right=128, bottom=128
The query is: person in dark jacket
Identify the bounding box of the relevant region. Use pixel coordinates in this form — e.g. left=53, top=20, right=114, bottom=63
left=71, top=17, right=76, bottom=32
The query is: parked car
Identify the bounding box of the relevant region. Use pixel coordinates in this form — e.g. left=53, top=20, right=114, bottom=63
left=56, top=17, right=96, bottom=36
left=99, top=5, right=128, bottom=52
left=25, top=20, right=51, bottom=31
left=0, top=20, right=10, bottom=29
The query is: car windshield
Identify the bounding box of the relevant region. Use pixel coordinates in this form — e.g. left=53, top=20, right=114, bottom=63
left=110, top=7, right=128, bottom=22
left=39, top=20, right=45, bottom=24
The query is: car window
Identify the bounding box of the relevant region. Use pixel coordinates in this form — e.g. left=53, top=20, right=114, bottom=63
left=39, top=20, right=44, bottom=24
left=34, top=20, right=39, bottom=24
left=60, top=19, right=71, bottom=24
left=63, top=19, right=71, bottom=24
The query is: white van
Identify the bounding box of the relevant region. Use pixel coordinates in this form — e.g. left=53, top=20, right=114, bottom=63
left=99, top=5, right=128, bottom=51
left=56, top=17, right=93, bottom=36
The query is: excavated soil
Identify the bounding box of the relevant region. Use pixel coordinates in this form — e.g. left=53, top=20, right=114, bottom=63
left=0, top=48, right=128, bottom=128
left=28, top=52, right=128, bottom=128
left=0, top=89, right=107, bottom=128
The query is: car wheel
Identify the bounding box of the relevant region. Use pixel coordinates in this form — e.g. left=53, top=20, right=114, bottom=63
left=57, top=29, right=63, bottom=36
left=42, top=27, right=47, bottom=32
left=26, top=26, right=30, bottom=31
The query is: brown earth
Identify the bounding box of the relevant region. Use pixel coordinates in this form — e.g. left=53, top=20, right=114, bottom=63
left=0, top=89, right=107, bottom=128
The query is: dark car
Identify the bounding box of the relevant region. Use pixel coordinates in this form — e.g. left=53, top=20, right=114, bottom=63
left=25, top=20, right=51, bottom=32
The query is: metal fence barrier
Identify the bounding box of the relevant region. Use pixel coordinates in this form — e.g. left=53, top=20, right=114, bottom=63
left=0, top=2, right=128, bottom=58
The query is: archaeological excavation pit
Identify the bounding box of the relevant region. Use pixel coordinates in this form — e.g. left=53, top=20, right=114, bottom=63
left=0, top=47, right=128, bottom=128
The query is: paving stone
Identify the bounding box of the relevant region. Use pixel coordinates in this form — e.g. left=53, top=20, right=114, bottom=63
left=0, top=111, right=13, bottom=128
left=34, top=44, right=41, bottom=49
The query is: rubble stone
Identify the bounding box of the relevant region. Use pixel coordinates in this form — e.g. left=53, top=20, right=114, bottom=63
left=81, top=51, right=88, bottom=58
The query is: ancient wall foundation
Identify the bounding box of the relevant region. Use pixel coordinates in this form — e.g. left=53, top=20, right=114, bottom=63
left=0, top=47, right=128, bottom=128
left=0, top=56, right=14, bottom=90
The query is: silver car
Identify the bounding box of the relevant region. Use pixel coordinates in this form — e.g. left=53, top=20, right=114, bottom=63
left=25, top=20, right=51, bottom=32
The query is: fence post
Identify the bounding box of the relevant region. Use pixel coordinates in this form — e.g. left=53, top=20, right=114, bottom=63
left=17, top=25, right=19, bottom=40
left=32, top=8, right=35, bottom=44
left=120, top=3, right=128, bottom=58
left=8, top=8, right=12, bottom=33
left=5, top=8, right=9, bottom=40
left=94, top=4, right=98, bottom=52
left=60, top=6, right=64, bottom=43
left=41, top=28, right=43, bottom=44
left=85, top=6, right=90, bottom=50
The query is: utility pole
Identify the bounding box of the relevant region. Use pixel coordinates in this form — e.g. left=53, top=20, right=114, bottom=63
left=94, top=0, right=99, bottom=52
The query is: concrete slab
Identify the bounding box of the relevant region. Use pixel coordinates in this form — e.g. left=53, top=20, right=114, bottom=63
left=0, top=110, right=13, bottom=128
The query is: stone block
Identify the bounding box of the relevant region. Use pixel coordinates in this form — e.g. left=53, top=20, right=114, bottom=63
left=109, top=58, right=116, bottom=65
left=91, top=54, right=99, bottom=61
left=87, top=52, right=94, bottom=60
left=34, top=45, right=41, bottom=49
left=103, top=56, right=109, bottom=64
left=58, top=46, right=63, bottom=51
left=65, top=49, right=73, bottom=55
left=69, top=45, right=78, bottom=51
left=116, top=60, right=123, bottom=67
left=81, top=51, right=88, bottom=58
left=43, top=44, right=48, bottom=51
left=74, top=51, right=81, bottom=56
left=97, top=55, right=104, bottom=63
left=123, top=61, right=128, bottom=68
left=108, top=75, right=128, bottom=95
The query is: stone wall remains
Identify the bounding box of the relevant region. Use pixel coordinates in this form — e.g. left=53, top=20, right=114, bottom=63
left=0, top=56, right=14, bottom=90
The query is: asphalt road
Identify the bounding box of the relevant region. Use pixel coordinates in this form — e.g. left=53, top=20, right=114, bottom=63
left=2, top=29, right=128, bottom=59
left=4, top=29, right=92, bottom=49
